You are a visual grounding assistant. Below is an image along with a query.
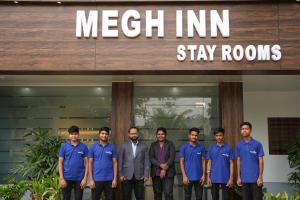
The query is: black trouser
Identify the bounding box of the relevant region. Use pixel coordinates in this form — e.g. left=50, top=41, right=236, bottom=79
left=242, top=183, right=263, bottom=200
left=183, top=181, right=203, bottom=200
left=122, top=176, right=145, bottom=200
left=152, top=176, right=174, bottom=200
left=62, top=180, right=83, bottom=200
left=211, top=183, right=230, bottom=200
left=92, top=181, right=114, bottom=200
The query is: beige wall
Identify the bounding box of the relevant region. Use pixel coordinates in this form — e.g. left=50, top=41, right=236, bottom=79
left=243, top=91, right=300, bottom=183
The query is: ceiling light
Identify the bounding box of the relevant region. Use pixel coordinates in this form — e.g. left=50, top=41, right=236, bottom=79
left=195, top=102, right=206, bottom=108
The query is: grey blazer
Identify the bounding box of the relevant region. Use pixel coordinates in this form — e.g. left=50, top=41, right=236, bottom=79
left=118, top=140, right=150, bottom=180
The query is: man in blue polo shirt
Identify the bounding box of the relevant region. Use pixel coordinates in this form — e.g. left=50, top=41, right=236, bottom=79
left=206, top=128, right=234, bottom=200
left=59, top=125, right=88, bottom=200
left=179, top=127, right=206, bottom=200
left=88, top=127, right=118, bottom=200
left=236, top=122, right=264, bottom=200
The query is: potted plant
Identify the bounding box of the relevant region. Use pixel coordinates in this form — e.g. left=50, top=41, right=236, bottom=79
left=0, top=178, right=29, bottom=200
left=29, top=176, right=61, bottom=200
left=12, top=129, right=64, bottom=180
left=264, top=192, right=300, bottom=200
left=10, top=129, right=64, bottom=199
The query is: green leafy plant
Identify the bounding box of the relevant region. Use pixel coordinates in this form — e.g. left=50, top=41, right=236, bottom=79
left=264, top=192, right=300, bottom=200
left=0, top=178, right=29, bottom=200
left=1, top=129, right=64, bottom=199
left=12, top=129, right=64, bottom=180
left=29, top=176, right=61, bottom=200
left=287, top=134, right=300, bottom=193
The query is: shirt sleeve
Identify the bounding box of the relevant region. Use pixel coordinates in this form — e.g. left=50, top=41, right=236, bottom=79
left=112, top=145, right=118, bottom=159
left=257, top=143, right=265, bottom=157
left=206, top=147, right=212, bottom=160
left=229, top=146, right=235, bottom=160
left=58, top=144, right=65, bottom=157
left=88, top=145, right=94, bottom=158
left=179, top=145, right=185, bottom=158
left=235, top=144, right=240, bottom=157
left=201, top=146, right=206, bottom=158
left=83, top=145, right=89, bottom=158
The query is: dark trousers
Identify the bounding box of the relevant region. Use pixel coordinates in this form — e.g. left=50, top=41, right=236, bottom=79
left=62, top=180, right=83, bottom=200
left=242, top=183, right=263, bottom=200
left=122, top=176, right=145, bottom=200
left=152, top=176, right=174, bottom=200
left=211, top=183, right=230, bottom=200
left=92, top=181, right=114, bottom=200
left=183, top=181, right=203, bottom=200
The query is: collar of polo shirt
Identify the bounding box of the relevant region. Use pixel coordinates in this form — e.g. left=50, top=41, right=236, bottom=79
left=242, top=137, right=253, bottom=144
left=67, top=140, right=80, bottom=147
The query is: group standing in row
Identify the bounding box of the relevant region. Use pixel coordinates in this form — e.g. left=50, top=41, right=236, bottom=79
left=58, top=122, right=264, bottom=200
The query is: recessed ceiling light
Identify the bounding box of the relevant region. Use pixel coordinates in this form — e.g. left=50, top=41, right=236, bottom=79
left=195, top=102, right=206, bottom=108
left=57, top=1, right=62, bottom=4
left=21, top=87, right=31, bottom=95
left=14, top=1, right=18, bottom=3
left=171, top=87, right=178, bottom=94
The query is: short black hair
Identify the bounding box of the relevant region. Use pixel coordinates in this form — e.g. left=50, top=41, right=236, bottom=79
left=99, top=127, right=110, bottom=134
left=240, top=122, right=252, bottom=130
left=213, top=128, right=225, bottom=135
left=156, top=127, right=167, bottom=135
left=68, top=125, right=79, bottom=134
left=128, top=126, right=139, bottom=133
left=189, top=127, right=200, bottom=134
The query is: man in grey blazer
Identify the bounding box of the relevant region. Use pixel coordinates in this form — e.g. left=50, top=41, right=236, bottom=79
left=118, top=126, right=150, bottom=200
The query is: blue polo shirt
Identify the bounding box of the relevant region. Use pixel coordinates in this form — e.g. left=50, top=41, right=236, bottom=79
left=59, top=141, right=88, bottom=181
left=236, top=138, right=264, bottom=183
left=179, top=143, right=206, bottom=181
left=88, top=142, right=117, bottom=181
left=207, top=143, right=234, bottom=184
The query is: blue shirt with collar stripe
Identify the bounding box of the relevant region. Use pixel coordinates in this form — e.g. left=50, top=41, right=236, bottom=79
left=88, top=142, right=118, bottom=181
left=179, top=143, right=206, bottom=181
left=59, top=141, right=88, bottom=181
left=207, top=143, right=234, bottom=184
left=236, top=138, right=264, bottom=183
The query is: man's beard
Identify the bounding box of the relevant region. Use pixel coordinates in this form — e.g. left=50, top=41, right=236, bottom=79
left=130, top=137, right=139, bottom=142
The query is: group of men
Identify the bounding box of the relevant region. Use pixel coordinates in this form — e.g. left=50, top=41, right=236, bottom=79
left=58, top=122, right=264, bottom=200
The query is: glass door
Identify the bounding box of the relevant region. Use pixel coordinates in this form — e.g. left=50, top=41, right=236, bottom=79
left=134, top=84, right=220, bottom=200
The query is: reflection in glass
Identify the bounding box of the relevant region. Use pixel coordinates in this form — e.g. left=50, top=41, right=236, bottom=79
left=0, top=86, right=112, bottom=182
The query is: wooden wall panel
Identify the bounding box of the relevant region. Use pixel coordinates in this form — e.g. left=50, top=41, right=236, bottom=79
left=0, top=3, right=299, bottom=73
left=219, top=82, right=243, bottom=149
left=111, top=82, right=133, bottom=200
left=279, top=3, right=300, bottom=70
left=95, top=4, right=280, bottom=71
left=111, top=82, right=133, bottom=148
left=0, top=5, right=96, bottom=71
